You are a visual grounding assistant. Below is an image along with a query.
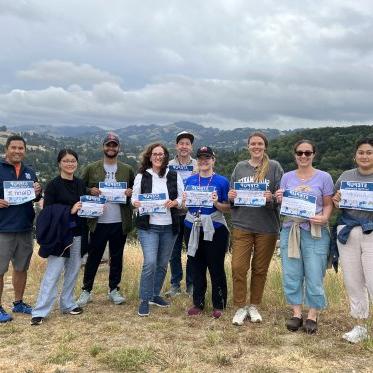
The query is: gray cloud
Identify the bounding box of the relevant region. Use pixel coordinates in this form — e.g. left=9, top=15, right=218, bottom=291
left=17, top=60, right=121, bottom=87
left=0, top=0, right=373, bottom=129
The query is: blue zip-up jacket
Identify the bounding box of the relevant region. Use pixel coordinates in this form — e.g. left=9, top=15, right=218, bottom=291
left=0, top=159, right=39, bottom=232
left=36, top=204, right=73, bottom=258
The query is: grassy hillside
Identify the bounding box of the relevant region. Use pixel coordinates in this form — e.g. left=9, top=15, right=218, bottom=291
left=0, top=242, right=372, bottom=372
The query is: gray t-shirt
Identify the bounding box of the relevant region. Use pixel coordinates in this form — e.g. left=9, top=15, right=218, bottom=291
left=98, top=163, right=122, bottom=224
left=230, top=159, right=284, bottom=234
left=335, top=168, right=373, bottom=221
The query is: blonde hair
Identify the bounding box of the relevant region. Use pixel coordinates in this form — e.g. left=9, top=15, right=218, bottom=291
left=248, top=132, right=270, bottom=182
left=254, top=153, right=269, bottom=182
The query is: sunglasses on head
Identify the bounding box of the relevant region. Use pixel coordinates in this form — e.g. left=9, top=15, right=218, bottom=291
left=295, top=150, right=314, bottom=157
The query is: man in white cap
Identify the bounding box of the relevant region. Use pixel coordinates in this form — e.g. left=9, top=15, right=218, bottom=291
left=77, top=132, right=134, bottom=306
left=166, top=131, right=197, bottom=297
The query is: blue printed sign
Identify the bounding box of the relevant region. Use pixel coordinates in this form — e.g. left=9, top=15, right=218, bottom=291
left=99, top=182, right=127, bottom=203
left=185, top=185, right=216, bottom=208
left=168, top=165, right=194, bottom=184
left=78, top=195, right=107, bottom=218
left=234, top=182, right=267, bottom=207
left=3, top=181, right=35, bottom=205
left=280, top=189, right=316, bottom=219
left=340, top=181, right=373, bottom=211
left=138, top=193, right=167, bottom=215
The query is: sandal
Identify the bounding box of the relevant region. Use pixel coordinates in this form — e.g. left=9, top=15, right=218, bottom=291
left=303, top=318, right=318, bottom=334
left=286, top=316, right=303, bottom=331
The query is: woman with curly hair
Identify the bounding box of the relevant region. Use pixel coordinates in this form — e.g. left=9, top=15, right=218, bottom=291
left=132, top=143, right=184, bottom=317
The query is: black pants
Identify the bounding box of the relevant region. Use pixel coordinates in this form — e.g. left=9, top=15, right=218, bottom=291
left=185, top=225, right=229, bottom=310
left=82, top=223, right=127, bottom=292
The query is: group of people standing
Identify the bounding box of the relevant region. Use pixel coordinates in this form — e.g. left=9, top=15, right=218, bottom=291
left=0, top=131, right=372, bottom=344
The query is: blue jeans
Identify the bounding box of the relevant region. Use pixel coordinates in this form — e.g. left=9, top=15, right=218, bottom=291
left=138, top=225, right=178, bottom=301
left=169, top=215, right=192, bottom=289
left=280, top=227, right=330, bottom=310
left=32, top=236, right=81, bottom=318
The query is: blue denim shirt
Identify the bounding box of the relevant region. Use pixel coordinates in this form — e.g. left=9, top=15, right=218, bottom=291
left=337, top=211, right=373, bottom=245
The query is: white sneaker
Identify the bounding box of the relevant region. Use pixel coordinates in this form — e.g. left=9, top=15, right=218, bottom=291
left=76, top=290, right=92, bottom=307
left=342, top=325, right=368, bottom=343
left=108, top=289, right=125, bottom=305
left=232, top=307, right=249, bottom=326
left=248, top=305, right=262, bottom=323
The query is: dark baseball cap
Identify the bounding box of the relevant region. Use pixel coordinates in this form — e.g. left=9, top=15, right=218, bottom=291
left=176, top=131, right=194, bottom=144
left=103, top=132, right=120, bottom=145
left=196, top=146, right=215, bottom=158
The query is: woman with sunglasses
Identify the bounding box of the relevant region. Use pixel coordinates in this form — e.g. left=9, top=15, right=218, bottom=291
left=132, top=143, right=184, bottom=317
left=229, top=132, right=283, bottom=326
left=31, top=149, right=85, bottom=325
left=275, top=140, right=334, bottom=334
left=183, top=146, right=230, bottom=319
left=332, top=138, right=373, bottom=343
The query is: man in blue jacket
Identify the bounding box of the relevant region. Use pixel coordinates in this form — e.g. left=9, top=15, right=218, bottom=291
left=0, top=135, right=42, bottom=323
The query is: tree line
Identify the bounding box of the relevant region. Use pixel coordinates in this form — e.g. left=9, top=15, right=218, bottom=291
left=1, top=125, right=372, bottom=186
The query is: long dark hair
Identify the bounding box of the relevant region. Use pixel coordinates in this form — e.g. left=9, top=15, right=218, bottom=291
left=138, top=143, right=170, bottom=177
left=293, top=139, right=317, bottom=154
left=57, top=149, right=79, bottom=163
left=355, top=137, right=373, bottom=151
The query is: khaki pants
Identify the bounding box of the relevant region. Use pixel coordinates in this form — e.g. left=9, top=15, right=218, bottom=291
left=231, top=228, right=277, bottom=307
left=338, top=226, right=373, bottom=319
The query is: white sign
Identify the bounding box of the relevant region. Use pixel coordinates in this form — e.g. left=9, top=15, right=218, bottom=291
left=138, top=193, right=167, bottom=215
left=99, top=182, right=127, bottom=203
left=78, top=195, right=106, bottom=218
left=185, top=185, right=216, bottom=208
left=280, top=189, right=317, bottom=219
left=234, top=182, right=267, bottom=207
left=168, top=165, right=194, bottom=184
left=340, top=181, right=373, bottom=211
left=3, top=181, right=35, bottom=205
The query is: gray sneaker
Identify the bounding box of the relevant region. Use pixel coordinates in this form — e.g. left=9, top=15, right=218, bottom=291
left=76, top=290, right=92, bottom=307
left=108, top=289, right=125, bottom=305
left=186, top=285, right=193, bottom=297
left=165, top=286, right=182, bottom=298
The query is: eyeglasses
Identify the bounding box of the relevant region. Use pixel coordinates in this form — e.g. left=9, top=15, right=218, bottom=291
left=151, top=153, right=165, bottom=158
left=295, top=151, right=314, bottom=157
left=61, top=159, right=77, bottom=164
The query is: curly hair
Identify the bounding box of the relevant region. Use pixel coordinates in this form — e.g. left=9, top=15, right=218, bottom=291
left=138, top=143, right=170, bottom=177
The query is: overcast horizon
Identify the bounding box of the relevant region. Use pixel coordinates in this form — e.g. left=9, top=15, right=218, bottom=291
left=1, top=1, right=373, bottom=130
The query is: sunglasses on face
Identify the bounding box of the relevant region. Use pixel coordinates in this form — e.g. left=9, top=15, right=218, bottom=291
left=295, top=151, right=314, bottom=157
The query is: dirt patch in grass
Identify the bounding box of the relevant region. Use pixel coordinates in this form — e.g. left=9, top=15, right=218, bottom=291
left=0, top=242, right=373, bottom=372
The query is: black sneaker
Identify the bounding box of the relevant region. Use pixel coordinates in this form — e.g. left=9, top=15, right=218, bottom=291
left=149, top=296, right=170, bottom=308
left=31, top=317, right=44, bottom=326
left=138, top=300, right=150, bottom=317
left=68, top=307, right=83, bottom=315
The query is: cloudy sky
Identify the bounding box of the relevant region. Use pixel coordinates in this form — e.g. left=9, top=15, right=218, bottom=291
left=1, top=0, right=373, bottom=130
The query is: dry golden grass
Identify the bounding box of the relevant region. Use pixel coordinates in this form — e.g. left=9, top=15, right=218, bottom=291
left=1, top=241, right=373, bottom=373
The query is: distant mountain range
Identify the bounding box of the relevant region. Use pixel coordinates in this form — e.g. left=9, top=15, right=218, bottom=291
left=11, top=121, right=292, bottom=150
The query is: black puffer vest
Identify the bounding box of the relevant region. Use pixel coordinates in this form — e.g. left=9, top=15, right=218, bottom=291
left=135, top=170, right=180, bottom=234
